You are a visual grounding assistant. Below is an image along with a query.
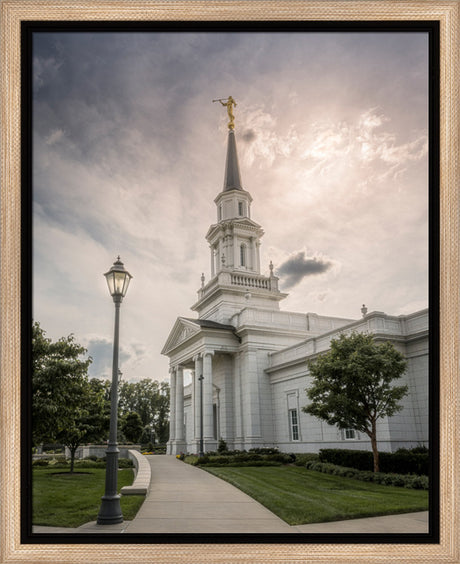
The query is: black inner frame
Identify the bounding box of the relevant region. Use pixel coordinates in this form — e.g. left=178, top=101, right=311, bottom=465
left=20, top=19, right=440, bottom=545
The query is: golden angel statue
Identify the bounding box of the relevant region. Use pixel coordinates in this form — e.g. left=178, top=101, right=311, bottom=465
left=213, top=96, right=237, bottom=130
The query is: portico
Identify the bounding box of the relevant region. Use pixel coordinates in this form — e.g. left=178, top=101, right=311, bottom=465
left=162, top=318, right=242, bottom=455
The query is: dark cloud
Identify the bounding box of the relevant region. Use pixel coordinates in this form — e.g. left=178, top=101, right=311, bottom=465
left=277, top=251, right=333, bottom=289
left=86, top=337, right=131, bottom=379
left=242, top=129, right=256, bottom=143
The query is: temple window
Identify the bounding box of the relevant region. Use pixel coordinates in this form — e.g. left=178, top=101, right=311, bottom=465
left=240, top=244, right=246, bottom=266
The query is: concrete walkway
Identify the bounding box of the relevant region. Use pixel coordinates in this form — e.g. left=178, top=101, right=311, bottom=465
left=125, top=455, right=293, bottom=533
left=33, top=455, right=429, bottom=534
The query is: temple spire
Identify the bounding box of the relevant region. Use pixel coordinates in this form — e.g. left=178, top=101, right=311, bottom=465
left=213, top=96, right=243, bottom=191
left=223, top=129, right=243, bottom=191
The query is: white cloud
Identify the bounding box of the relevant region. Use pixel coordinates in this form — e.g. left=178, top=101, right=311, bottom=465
left=45, top=128, right=65, bottom=145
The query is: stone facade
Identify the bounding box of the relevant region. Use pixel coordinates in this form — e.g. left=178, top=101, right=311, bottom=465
left=162, top=127, right=429, bottom=456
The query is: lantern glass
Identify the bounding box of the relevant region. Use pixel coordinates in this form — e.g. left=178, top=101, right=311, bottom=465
left=104, top=257, right=132, bottom=298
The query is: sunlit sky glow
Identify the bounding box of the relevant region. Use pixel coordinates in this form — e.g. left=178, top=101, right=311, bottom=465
left=33, top=31, right=429, bottom=383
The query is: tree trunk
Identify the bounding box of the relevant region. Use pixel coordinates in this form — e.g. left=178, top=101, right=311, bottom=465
left=70, top=447, right=77, bottom=473
left=370, top=420, right=379, bottom=472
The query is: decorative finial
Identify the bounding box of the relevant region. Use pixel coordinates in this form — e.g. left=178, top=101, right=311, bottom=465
left=361, top=304, right=368, bottom=317
left=213, top=96, right=237, bottom=130
left=201, top=273, right=205, bottom=288
left=269, top=260, right=274, bottom=276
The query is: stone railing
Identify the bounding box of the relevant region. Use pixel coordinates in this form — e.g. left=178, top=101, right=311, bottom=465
left=198, top=270, right=279, bottom=300
left=230, top=273, right=270, bottom=289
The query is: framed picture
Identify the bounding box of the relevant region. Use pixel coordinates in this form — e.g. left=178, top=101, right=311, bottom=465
left=1, top=2, right=458, bottom=563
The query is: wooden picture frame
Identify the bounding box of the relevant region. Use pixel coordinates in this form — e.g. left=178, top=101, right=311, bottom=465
left=1, top=1, right=458, bottom=562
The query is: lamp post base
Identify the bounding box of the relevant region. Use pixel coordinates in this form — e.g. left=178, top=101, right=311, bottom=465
left=97, top=495, right=123, bottom=525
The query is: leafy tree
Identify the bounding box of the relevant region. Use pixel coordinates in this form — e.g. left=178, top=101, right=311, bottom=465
left=32, top=322, right=109, bottom=472
left=57, top=380, right=109, bottom=472
left=139, top=425, right=153, bottom=445
left=118, top=379, right=170, bottom=444
left=121, top=411, right=144, bottom=443
left=154, top=381, right=170, bottom=444
left=303, top=332, right=408, bottom=472
left=32, top=322, right=92, bottom=446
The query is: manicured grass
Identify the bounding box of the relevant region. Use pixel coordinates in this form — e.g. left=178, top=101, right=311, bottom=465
left=33, top=468, right=145, bottom=528
left=205, top=466, right=428, bottom=525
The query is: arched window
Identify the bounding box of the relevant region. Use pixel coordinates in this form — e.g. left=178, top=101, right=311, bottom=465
left=218, top=204, right=222, bottom=221
left=238, top=201, right=244, bottom=216
left=240, top=244, right=246, bottom=267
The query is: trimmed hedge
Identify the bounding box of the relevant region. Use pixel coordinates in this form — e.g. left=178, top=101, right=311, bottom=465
left=319, top=448, right=429, bottom=476
left=292, top=453, right=320, bottom=466
left=32, top=456, right=133, bottom=469
left=190, top=451, right=292, bottom=467
left=305, top=460, right=429, bottom=490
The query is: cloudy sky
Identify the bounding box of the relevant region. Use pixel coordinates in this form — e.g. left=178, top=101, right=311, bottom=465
left=33, top=30, right=429, bottom=383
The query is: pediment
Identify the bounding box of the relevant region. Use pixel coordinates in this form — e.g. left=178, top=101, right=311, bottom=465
left=206, top=218, right=262, bottom=240
left=161, top=317, right=201, bottom=355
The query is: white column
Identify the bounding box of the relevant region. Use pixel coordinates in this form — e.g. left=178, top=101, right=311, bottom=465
left=175, top=366, right=184, bottom=441
left=194, top=355, right=203, bottom=441
left=242, top=349, right=261, bottom=443
left=234, top=353, right=243, bottom=441
left=233, top=234, right=239, bottom=267
left=210, top=247, right=215, bottom=278
left=216, top=388, right=221, bottom=441
left=169, top=367, right=176, bottom=443
left=190, top=369, right=195, bottom=440
left=255, top=241, right=261, bottom=273
left=203, top=352, right=214, bottom=440
left=251, top=237, right=256, bottom=271
left=217, top=239, right=222, bottom=272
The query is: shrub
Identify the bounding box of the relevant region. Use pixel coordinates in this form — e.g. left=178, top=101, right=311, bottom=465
left=184, top=455, right=199, bottom=465
left=319, top=447, right=429, bottom=475
left=293, top=453, right=319, bottom=466
left=249, top=447, right=280, bottom=455
left=217, top=438, right=228, bottom=453
left=33, top=459, right=49, bottom=467
left=72, top=459, right=106, bottom=469
left=74, top=459, right=97, bottom=468
left=305, top=460, right=428, bottom=490
left=319, top=449, right=373, bottom=471
left=48, top=458, right=68, bottom=466
left=118, top=458, right=134, bottom=468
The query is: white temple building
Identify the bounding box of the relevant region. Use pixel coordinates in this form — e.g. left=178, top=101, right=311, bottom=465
left=162, top=103, right=429, bottom=456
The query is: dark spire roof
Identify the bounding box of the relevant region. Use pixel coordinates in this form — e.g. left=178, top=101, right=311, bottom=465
left=223, top=129, right=243, bottom=191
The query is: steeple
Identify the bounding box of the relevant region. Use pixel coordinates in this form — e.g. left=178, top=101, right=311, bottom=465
left=190, top=98, right=287, bottom=323
left=223, top=130, right=243, bottom=191
left=213, top=95, right=243, bottom=191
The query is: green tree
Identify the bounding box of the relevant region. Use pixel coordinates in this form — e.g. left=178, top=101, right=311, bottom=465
left=121, top=412, right=144, bottom=443
left=32, top=322, right=109, bottom=472
left=57, top=380, right=109, bottom=472
left=303, top=332, right=408, bottom=472
left=32, top=322, right=92, bottom=446
left=118, top=379, right=170, bottom=444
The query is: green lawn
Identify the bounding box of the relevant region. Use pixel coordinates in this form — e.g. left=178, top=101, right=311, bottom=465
left=33, top=468, right=145, bottom=528
left=205, top=466, right=428, bottom=525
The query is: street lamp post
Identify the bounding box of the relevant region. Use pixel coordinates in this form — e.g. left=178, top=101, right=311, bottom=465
left=97, top=256, right=132, bottom=525
left=198, top=374, right=204, bottom=457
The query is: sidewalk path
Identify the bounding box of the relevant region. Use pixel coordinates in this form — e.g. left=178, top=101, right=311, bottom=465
left=124, top=455, right=293, bottom=533
left=33, top=455, right=429, bottom=534
left=124, top=456, right=428, bottom=534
